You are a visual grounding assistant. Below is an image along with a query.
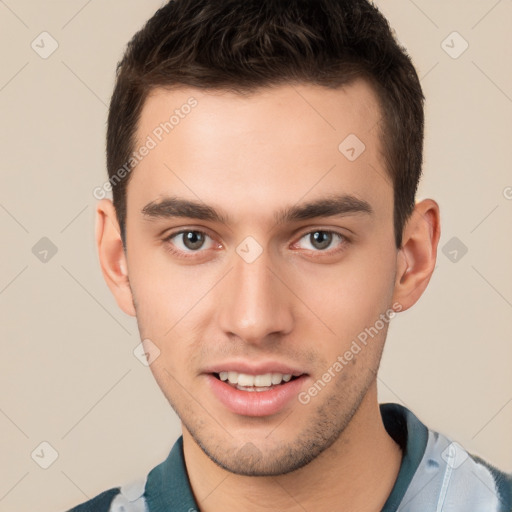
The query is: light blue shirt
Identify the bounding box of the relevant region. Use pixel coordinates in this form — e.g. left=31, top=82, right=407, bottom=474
left=67, top=403, right=512, bottom=511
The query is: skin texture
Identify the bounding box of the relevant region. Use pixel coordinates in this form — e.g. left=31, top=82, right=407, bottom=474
left=96, top=81, right=440, bottom=511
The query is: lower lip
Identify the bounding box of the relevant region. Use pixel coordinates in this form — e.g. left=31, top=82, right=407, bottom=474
left=205, top=374, right=308, bottom=417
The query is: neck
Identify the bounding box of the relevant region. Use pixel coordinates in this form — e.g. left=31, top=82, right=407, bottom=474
left=183, top=384, right=402, bottom=511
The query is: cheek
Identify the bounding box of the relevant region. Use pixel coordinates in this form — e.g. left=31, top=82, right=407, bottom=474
left=285, top=246, right=397, bottom=371
left=127, top=246, right=208, bottom=328
left=295, top=246, right=395, bottom=328
left=127, top=251, right=219, bottom=372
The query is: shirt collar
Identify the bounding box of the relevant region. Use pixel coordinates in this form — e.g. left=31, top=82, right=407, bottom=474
left=380, top=402, right=429, bottom=511
left=143, top=403, right=428, bottom=511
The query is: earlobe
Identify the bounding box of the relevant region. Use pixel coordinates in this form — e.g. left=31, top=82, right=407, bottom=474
left=96, top=199, right=136, bottom=317
left=392, top=199, right=441, bottom=312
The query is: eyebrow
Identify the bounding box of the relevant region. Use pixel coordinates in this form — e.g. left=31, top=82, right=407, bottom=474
left=141, top=194, right=373, bottom=225
left=275, top=194, right=373, bottom=224
left=142, top=197, right=229, bottom=223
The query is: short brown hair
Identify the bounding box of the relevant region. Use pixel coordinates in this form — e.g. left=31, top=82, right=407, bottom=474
left=107, top=0, right=424, bottom=248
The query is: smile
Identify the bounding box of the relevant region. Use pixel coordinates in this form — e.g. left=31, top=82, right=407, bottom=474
left=215, top=371, right=298, bottom=391
left=207, top=373, right=308, bottom=416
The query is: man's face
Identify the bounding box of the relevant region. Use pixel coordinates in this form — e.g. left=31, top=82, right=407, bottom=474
left=124, top=81, right=399, bottom=475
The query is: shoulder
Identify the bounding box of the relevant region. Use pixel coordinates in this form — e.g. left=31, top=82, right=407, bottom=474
left=63, top=437, right=192, bottom=511
left=66, top=487, right=121, bottom=511
left=406, top=429, right=512, bottom=511
left=380, top=404, right=512, bottom=511
left=66, top=476, right=148, bottom=512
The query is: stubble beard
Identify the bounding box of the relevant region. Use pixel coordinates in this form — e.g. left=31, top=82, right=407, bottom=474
left=179, top=366, right=378, bottom=477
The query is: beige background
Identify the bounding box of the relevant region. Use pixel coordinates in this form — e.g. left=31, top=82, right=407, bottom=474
left=0, top=1, right=511, bottom=511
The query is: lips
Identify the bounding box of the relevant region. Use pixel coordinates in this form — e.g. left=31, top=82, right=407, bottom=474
left=202, top=361, right=308, bottom=416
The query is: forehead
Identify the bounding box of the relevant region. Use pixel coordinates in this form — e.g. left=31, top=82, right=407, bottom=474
left=128, top=80, right=391, bottom=224
left=137, top=80, right=383, bottom=152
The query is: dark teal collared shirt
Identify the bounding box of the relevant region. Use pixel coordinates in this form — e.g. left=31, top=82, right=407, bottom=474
left=67, top=403, right=512, bottom=511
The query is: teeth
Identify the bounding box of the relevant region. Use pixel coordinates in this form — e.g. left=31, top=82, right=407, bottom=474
left=254, top=374, right=272, bottom=387
left=237, top=373, right=255, bottom=387
left=271, top=373, right=283, bottom=385
left=218, top=371, right=294, bottom=387
left=254, top=373, right=272, bottom=387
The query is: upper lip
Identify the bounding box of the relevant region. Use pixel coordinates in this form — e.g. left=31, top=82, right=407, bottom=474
left=203, top=360, right=307, bottom=377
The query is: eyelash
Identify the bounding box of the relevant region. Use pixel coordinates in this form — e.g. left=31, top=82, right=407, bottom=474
left=162, top=229, right=350, bottom=259
left=292, top=230, right=350, bottom=258
left=163, top=229, right=218, bottom=260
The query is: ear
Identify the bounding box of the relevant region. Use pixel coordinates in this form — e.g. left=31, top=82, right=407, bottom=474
left=95, top=199, right=136, bottom=317
left=392, top=199, right=441, bottom=312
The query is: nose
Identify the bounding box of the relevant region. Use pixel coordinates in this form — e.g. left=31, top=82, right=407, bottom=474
left=216, top=246, right=294, bottom=345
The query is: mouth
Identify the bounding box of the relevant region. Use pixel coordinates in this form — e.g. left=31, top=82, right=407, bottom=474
left=212, top=371, right=302, bottom=392
left=206, top=370, right=309, bottom=416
